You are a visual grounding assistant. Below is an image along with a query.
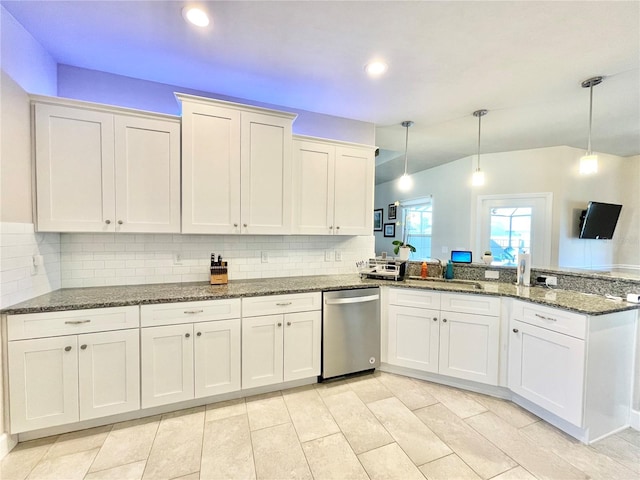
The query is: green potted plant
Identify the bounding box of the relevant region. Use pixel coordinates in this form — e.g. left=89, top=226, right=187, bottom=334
left=392, top=240, right=416, bottom=260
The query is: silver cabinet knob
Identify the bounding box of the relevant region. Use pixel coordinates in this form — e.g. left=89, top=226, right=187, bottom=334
left=336, top=226, right=340, bottom=230
left=197, top=332, right=202, bottom=337
left=433, top=317, right=438, bottom=322
left=513, top=328, right=519, bottom=333
left=64, top=346, right=72, bottom=352
left=105, top=219, right=111, bottom=225
left=329, top=226, right=333, bottom=229
left=185, top=333, right=191, bottom=338
left=243, top=223, right=248, bottom=227
left=287, top=321, right=291, bottom=326
left=277, top=322, right=282, bottom=327
left=80, top=344, right=87, bottom=350
left=442, top=319, right=447, bottom=323
left=233, top=223, right=238, bottom=227
left=117, top=220, right=123, bottom=225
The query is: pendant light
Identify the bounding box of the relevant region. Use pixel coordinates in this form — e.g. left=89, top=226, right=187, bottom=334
left=579, top=76, right=604, bottom=175
left=398, top=121, right=414, bottom=191
left=471, top=109, right=488, bottom=186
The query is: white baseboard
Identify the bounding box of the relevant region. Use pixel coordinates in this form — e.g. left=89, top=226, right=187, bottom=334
left=630, top=408, right=640, bottom=430
left=0, top=432, right=17, bottom=460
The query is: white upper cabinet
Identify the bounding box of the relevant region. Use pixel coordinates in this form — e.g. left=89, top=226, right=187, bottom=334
left=293, top=136, right=375, bottom=235
left=33, top=96, right=181, bottom=233
left=178, top=94, right=296, bottom=235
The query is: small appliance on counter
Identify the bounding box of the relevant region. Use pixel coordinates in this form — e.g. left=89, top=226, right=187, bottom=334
left=210, top=253, right=228, bottom=285
left=357, top=258, right=407, bottom=281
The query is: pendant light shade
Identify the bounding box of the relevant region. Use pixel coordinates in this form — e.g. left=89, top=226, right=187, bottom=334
left=472, top=109, right=488, bottom=186
left=397, top=121, right=414, bottom=191
left=579, top=76, right=603, bottom=175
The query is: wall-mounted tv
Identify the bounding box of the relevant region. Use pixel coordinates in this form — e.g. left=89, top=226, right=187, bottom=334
left=579, top=201, right=623, bottom=239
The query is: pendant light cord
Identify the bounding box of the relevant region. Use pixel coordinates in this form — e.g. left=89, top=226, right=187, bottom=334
left=477, top=114, right=482, bottom=171
left=403, top=124, right=409, bottom=175
left=587, top=82, right=594, bottom=155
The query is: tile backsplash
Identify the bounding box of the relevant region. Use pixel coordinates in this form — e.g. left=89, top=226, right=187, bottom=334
left=0, top=223, right=60, bottom=309
left=60, top=233, right=375, bottom=288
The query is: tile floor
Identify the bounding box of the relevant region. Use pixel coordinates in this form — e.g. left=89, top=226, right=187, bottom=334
left=2, top=371, right=639, bottom=480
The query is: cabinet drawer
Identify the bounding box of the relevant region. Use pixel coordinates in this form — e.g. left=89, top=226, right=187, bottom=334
left=242, top=292, right=321, bottom=317
left=7, top=306, right=139, bottom=341
left=388, top=288, right=441, bottom=309
left=440, top=293, right=500, bottom=316
left=141, top=299, right=241, bottom=327
left=512, top=301, right=586, bottom=339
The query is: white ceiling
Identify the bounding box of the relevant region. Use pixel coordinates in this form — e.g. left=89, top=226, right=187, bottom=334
left=3, top=1, right=639, bottom=184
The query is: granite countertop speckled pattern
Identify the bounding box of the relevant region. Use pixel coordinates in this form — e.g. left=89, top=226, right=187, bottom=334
left=2, top=274, right=639, bottom=316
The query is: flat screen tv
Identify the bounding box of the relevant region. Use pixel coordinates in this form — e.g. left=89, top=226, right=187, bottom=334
left=579, top=201, right=622, bottom=239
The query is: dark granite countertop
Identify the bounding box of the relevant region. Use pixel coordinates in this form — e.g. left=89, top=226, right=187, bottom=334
left=2, top=274, right=639, bottom=316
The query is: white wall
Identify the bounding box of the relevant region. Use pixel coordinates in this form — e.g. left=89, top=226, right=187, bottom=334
left=374, top=157, right=473, bottom=259
left=375, top=146, right=640, bottom=270
left=57, top=64, right=375, bottom=145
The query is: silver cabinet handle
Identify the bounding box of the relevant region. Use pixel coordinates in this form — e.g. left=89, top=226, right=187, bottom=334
left=513, top=328, right=519, bottom=333
left=197, top=332, right=202, bottom=337
left=534, top=313, right=557, bottom=322
left=325, top=294, right=379, bottom=305
left=185, top=333, right=191, bottom=338
left=433, top=317, right=438, bottom=322
left=117, top=220, right=123, bottom=225
left=64, top=346, right=72, bottom=352
left=184, top=309, right=204, bottom=314
left=442, top=318, right=447, bottom=323
left=287, top=321, right=291, bottom=326
left=277, top=322, right=282, bottom=327
left=276, top=302, right=292, bottom=306
left=105, top=219, right=111, bottom=225
left=80, top=344, right=87, bottom=350
left=65, top=320, right=91, bottom=325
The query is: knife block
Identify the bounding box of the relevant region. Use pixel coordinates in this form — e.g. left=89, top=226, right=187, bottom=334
left=210, top=262, right=228, bottom=285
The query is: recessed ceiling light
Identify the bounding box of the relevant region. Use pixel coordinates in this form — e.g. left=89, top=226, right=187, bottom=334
left=182, top=6, right=210, bottom=27
left=365, top=61, right=388, bottom=77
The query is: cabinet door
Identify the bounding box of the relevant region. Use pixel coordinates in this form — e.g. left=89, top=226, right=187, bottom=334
left=508, top=320, right=585, bottom=426
left=292, top=140, right=335, bottom=235
left=34, top=103, right=115, bottom=232
left=114, top=115, right=180, bottom=233
left=242, top=315, right=284, bottom=389
left=78, top=329, right=140, bottom=420
left=240, top=112, right=293, bottom=234
left=283, top=311, right=321, bottom=381
left=439, top=311, right=499, bottom=385
left=141, top=324, right=194, bottom=408
left=181, top=101, right=241, bottom=233
left=194, top=319, right=241, bottom=398
left=388, top=305, right=440, bottom=373
left=8, top=336, right=79, bottom=433
left=333, top=146, right=374, bottom=235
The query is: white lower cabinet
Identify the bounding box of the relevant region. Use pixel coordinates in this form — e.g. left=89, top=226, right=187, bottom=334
left=387, top=289, right=500, bottom=385
left=8, top=328, right=139, bottom=433
left=508, top=319, right=585, bottom=426
left=242, top=294, right=321, bottom=389
left=140, top=300, right=242, bottom=408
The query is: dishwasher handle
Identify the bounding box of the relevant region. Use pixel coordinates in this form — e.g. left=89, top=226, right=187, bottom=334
left=325, top=294, right=379, bottom=305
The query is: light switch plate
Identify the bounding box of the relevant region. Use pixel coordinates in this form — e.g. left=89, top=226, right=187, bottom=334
left=484, top=270, right=499, bottom=280
left=325, top=250, right=333, bottom=262
left=335, top=251, right=342, bottom=261
left=261, top=251, right=268, bottom=263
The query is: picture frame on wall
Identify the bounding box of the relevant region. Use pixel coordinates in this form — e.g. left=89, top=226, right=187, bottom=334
left=373, top=209, right=383, bottom=231
left=384, top=223, right=396, bottom=237
left=388, top=204, right=397, bottom=220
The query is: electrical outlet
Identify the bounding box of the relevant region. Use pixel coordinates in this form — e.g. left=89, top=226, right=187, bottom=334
left=325, top=250, right=333, bottom=262
left=261, top=251, right=269, bottom=263
left=173, top=252, right=183, bottom=265
left=545, top=276, right=558, bottom=286
left=484, top=270, right=499, bottom=280
left=335, top=251, right=342, bottom=261
left=31, top=254, right=43, bottom=275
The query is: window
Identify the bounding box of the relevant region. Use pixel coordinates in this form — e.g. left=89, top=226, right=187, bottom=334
left=476, top=193, right=552, bottom=267
left=401, top=198, right=432, bottom=260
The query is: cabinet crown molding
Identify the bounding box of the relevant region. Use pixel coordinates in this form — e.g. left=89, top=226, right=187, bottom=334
left=293, top=134, right=377, bottom=151
left=175, top=92, right=298, bottom=121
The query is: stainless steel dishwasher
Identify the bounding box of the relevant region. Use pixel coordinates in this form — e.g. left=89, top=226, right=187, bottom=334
left=321, top=288, right=380, bottom=380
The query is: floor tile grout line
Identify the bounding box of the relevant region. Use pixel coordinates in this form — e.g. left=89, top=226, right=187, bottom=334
left=140, top=411, right=164, bottom=480
left=83, top=459, right=149, bottom=479
left=279, top=386, right=315, bottom=478
left=16, top=436, right=59, bottom=480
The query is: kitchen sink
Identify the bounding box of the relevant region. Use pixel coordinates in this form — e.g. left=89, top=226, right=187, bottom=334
left=405, top=276, right=484, bottom=290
